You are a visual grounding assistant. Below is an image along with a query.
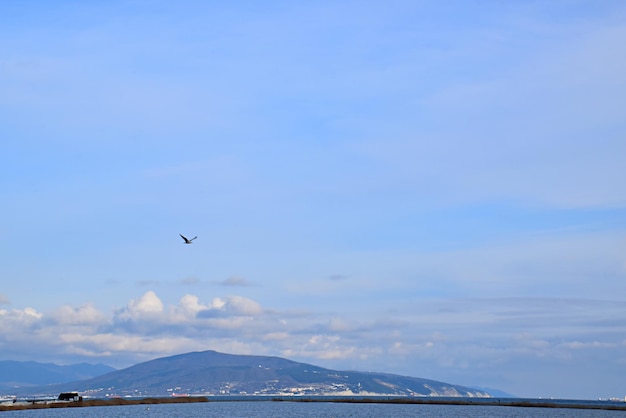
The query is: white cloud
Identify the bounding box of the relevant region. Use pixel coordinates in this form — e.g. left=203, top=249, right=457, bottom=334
left=339, top=230, right=626, bottom=301
left=50, top=304, right=107, bottom=326
left=225, top=295, right=263, bottom=316
left=0, top=289, right=624, bottom=399
left=59, top=333, right=202, bottom=357
left=282, top=334, right=382, bottom=362
left=0, top=307, right=43, bottom=332
left=262, top=332, right=289, bottom=341
left=327, top=317, right=354, bottom=332
left=1, top=1, right=625, bottom=401
left=133, top=291, right=164, bottom=312
left=558, top=341, right=618, bottom=350
left=118, top=290, right=164, bottom=320
left=195, top=295, right=263, bottom=319
left=207, top=297, right=226, bottom=310
left=178, top=294, right=207, bottom=315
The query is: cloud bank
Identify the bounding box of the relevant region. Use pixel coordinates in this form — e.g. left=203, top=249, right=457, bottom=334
left=1, top=288, right=625, bottom=399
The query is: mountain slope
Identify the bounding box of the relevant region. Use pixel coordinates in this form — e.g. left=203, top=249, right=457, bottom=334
left=0, top=361, right=115, bottom=390
left=13, top=350, right=491, bottom=398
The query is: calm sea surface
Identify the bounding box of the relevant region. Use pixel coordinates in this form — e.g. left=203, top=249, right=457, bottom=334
left=1, top=402, right=624, bottom=418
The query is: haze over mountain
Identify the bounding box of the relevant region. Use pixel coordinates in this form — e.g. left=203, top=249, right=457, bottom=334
left=0, top=361, right=115, bottom=391
left=8, top=351, right=491, bottom=398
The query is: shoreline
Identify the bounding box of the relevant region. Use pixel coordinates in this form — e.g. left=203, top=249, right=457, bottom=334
left=311, top=397, right=626, bottom=411
left=0, top=396, right=208, bottom=412
left=1, top=396, right=625, bottom=412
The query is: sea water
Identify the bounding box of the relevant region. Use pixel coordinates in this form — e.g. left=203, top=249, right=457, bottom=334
left=1, top=402, right=624, bottom=418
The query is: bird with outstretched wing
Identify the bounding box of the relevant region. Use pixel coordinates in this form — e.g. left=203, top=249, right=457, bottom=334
left=179, top=234, right=197, bottom=244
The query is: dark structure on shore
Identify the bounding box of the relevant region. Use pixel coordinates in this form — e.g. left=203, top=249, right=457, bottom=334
left=58, top=392, right=82, bottom=402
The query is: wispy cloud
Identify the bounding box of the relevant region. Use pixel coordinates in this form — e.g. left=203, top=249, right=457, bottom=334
left=1, top=0, right=625, bottom=401
left=1, top=290, right=625, bottom=398
left=178, top=277, right=202, bottom=286
left=328, top=274, right=349, bottom=281
left=136, top=279, right=162, bottom=287
left=219, top=276, right=253, bottom=287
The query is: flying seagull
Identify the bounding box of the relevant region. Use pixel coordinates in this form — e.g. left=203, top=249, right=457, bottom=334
left=179, top=234, right=197, bottom=244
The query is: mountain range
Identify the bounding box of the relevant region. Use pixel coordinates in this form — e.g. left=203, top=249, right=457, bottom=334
left=0, top=361, right=115, bottom=391
left=3, top=351, right=492, bottom=398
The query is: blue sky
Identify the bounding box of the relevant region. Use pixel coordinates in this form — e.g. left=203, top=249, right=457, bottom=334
left=1, top=0, right=625, bottom=400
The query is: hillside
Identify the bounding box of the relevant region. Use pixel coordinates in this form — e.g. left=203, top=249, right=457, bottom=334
left=11, top=350, right=491, bottom=398
left=0, top=361, right=115, bottom=391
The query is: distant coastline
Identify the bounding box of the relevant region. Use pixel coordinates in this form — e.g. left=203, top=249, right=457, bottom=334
left=0, top=396, right=208, bottom=412
left=2, top=396, right=626, bottom=412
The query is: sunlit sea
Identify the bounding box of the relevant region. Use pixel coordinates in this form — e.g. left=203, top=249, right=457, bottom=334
left=2, top=401, right=624, bottom=418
